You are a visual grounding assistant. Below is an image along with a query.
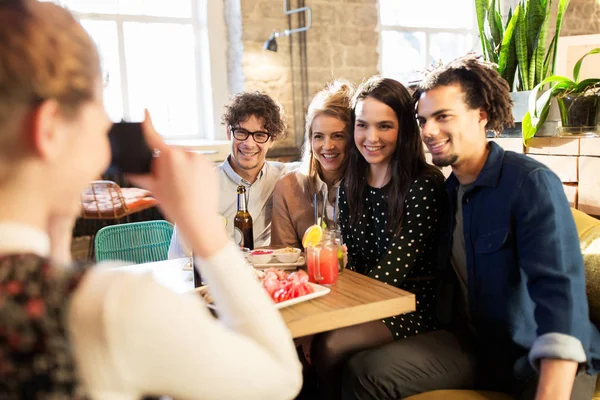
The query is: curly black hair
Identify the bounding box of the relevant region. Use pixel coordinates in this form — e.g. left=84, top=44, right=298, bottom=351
left=414, top=54, right=514, bottom=134
left=221, top=91, right=287, bottom=140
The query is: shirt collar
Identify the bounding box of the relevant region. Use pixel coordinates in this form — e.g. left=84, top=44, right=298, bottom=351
left=447, top=141, right=505, bottom=193
left=0, top=223, right=50, bottom=257
left=314, top=173, right=327, bottom=193
left=222, top=156, right=267, bottom=186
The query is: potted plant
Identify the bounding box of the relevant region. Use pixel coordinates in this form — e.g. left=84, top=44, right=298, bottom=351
left=523, top=48, right=600, bottom=142
left=476, top=0, right=570, bottom=122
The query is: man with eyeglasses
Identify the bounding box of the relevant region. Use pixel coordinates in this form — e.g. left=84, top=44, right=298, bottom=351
left=169, top=91, right=293, bottom=258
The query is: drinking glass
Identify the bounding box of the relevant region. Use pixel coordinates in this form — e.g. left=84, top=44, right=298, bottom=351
left=330, top=227, right=346, bottom=274
left=306, top=229, right=339, bottom=285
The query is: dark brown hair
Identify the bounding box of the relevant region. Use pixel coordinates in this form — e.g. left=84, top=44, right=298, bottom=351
left=346, top=76, right=441, bottom=236
left=221, top=91, right=287, bottom=140
left=414, top=54, right=514, bottom=134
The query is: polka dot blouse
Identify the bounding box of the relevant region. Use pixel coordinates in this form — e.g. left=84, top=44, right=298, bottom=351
left=338, top=174, right=445, bottom=340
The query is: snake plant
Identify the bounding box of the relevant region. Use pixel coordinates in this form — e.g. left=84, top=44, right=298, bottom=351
left=522, top=48, right=600, bottom=141
left=475, top=0, right=570, bottom=91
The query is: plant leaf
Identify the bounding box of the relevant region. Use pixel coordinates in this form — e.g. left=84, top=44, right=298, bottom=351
left=488, top=0, right=502, bottom=46
left=494, top=2, right=504, bottom=45
left=503, top=37, right=518, bottom=90
left=484, top=30, right=499, bottom=63
left=522, top=112, right=535, bottom=145
left=525, top=75, right=575, bottom=141
left=475, top=0, right=491, bottom=59
left=526, top=0, right=547, bottom=61
left=551, top=0, right=570, bottom=75
left=514, top=5, right=529, bottom=90
left=575, top=78, right=600, bottom=93
left=528, top=76, right=574, bottom=119
left=498, top=10, right=519, bottom=89
left=505, top=7, right=513, bottom=29
left=532, top=10, right=551, bottom=86
left=498, top=11, right=517, bottom=72
left=523, top=94, right=552, bottom=143
left=573, top=48, right=600, bottom=83
left=543, top=34, right=557, bottom=79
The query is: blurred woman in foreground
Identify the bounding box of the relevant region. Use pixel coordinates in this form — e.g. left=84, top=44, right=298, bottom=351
left=0, top=1, right=301, bottom=399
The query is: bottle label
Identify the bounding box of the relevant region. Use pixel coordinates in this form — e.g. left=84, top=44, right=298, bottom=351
left=234, top=227, right=243, bottom=246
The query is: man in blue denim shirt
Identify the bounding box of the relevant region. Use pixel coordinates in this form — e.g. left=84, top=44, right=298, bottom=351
left=342, top=55, right=600, bottom=400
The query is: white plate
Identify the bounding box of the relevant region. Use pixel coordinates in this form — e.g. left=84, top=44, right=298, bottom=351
left=273, top=282, right=330, bottom=309
left=200, top=281, right=330, bottom=310
left=252, top=255, right=306, bottom=270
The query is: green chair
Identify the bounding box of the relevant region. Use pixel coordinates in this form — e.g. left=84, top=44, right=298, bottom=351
left=94, top=220, right=174, bottom=264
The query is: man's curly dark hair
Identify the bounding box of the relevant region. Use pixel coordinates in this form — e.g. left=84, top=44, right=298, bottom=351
left=414, top=54, right=515, bottom=134
left=221, top=91, right=287, bottom=140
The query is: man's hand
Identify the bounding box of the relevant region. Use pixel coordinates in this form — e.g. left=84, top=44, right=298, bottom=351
left=535, top=359, right=578, bottom=400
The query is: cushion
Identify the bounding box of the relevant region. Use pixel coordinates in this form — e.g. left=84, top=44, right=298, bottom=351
left=81, top=185, right=158, bottom=218
left=572, top=209, right=600, bottom=326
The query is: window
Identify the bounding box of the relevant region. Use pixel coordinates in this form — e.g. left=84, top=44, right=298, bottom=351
left=379, top=0, right=479, bottom=85
left=41, top=0, right=222, bottom=140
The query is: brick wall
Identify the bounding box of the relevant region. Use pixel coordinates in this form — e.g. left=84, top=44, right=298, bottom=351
left=562, top=0, right=600, bottom=36
left=303, top=0, right=379, bottom=97
left=240, top=0, right=379, bottom=155
left=241, top=0, right=297, bottom=151
left=237, top=0, right=600, bottom=156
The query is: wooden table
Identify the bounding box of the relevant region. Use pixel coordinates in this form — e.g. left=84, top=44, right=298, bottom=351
left=115, top=258, right=416, bottom=338
left=280, top=270, right=415, bottom=337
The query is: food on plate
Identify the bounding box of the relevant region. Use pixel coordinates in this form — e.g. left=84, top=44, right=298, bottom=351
left=273, top=247, right=302, bottom=263
left=276, top=247, right=299, bottom=254
left=260, top=268, right=314, bottom=303
left=251, top=250, right=274, bottom=255
left=302, top=224, right=323, bottom=248
left=199, top=267, right=315, bottom=306
left=250, top=249, right=273, bottom=264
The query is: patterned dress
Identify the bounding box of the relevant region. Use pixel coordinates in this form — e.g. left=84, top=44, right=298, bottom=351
left=0, top=254, right=90, bottom=399
left=339, top=174, right=445, bottom=339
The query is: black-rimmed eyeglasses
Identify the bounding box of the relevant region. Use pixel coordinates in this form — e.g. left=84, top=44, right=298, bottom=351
left=230, top=126, right=271, bottom=144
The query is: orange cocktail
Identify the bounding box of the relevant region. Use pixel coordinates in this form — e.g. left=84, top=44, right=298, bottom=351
left=305, top=229, right=339, bottom=285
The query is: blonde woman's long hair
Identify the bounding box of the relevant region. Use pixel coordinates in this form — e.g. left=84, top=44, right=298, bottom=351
left=300, top=79, right=354, bottom=201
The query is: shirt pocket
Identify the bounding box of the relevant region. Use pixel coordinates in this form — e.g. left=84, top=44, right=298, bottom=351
left=473, top=228, right=513, bottom=321
left=474, top=229, right=509, bottom=254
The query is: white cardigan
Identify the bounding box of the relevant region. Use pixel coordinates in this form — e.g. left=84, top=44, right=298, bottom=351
left=0, top=224, right=302, bottom=400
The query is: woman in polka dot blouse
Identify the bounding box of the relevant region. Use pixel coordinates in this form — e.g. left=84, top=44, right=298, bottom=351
left=310, top=76, right=445, bottom=399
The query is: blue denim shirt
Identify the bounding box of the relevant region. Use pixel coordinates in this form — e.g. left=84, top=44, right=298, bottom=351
left=439, top=142, right=600, bottom=376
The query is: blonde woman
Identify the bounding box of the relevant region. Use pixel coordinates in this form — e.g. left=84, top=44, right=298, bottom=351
left=0, top=2, right=301, bottom=398
left=271, top=80, right=354, bottom=247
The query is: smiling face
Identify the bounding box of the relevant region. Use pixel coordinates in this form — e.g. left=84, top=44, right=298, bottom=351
left=353, top=97, right=398, bottom=168
left=311, top=114, right=348, bottom=182
left=227, top=114, right=274, bottom=181
left=417, top=83, right=488, bottom=168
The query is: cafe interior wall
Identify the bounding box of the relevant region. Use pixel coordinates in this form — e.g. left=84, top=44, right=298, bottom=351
left=234, top=0, right=599, bottom=162
left=561, top=0, right=600, bottom=35
left=238, top=0, right=379, bottom=161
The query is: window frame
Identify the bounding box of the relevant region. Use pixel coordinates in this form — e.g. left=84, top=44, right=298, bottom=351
left=48, top=0, right=229, bottom=141
left=378, top=4, right=480, bottom=83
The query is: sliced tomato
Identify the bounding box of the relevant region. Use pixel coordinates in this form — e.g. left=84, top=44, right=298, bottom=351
left=263, top=278, right=282, bottom=297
